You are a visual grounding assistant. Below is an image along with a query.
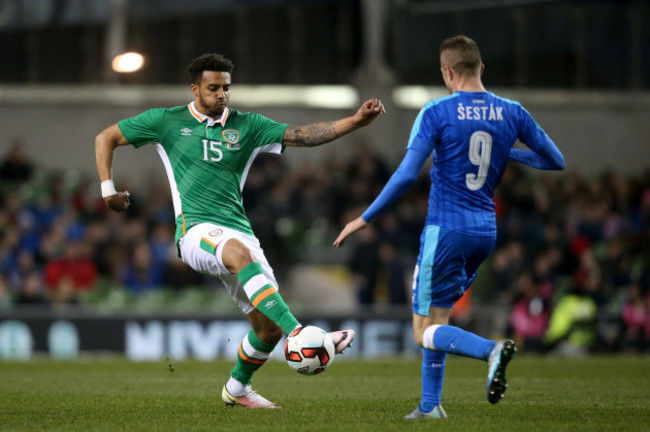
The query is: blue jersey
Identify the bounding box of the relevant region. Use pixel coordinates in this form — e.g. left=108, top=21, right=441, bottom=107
left=407, top=91, right=556, bottom=236
left=361, top=91, right=563, bottom=235
left=359, top=90, right=563, bottom=316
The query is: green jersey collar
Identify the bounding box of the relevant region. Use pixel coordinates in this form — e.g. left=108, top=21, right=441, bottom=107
left=188, top=101, right=229, bottom=127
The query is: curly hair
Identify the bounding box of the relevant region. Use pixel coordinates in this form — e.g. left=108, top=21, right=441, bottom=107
left=187, top=54, right=234, bottom=84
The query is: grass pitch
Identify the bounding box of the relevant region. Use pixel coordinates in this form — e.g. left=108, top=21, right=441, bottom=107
left=1, top=355, right=649, bottom=432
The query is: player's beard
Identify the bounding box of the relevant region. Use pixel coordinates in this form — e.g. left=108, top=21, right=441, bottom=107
left=197, top=91, right=226, bottom=118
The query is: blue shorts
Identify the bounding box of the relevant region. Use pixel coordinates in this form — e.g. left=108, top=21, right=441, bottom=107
left=412, top=225, right=495, bottom=315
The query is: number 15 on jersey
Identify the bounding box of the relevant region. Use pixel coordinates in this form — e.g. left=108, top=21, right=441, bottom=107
left=203, top=139, right=224, bottom=162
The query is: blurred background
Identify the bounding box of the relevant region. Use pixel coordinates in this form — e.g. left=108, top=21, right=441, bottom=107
left=1, top=0, right=649, bottom=360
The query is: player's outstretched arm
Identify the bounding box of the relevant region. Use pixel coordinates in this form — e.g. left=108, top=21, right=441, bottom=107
left=95, top=123, right=131, bottom=212
left=333, top=216, right=368, bottom=248
left=333, top=148, right=428, bottom=248
left=282, top=99, right=385, bottom=147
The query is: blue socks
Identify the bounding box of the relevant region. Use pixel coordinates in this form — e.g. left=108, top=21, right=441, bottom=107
left=424, top=324, right=496, bottom=360
left=419, top=349, right=446, bottom=412
left=418, top=324, right=498, bottom=411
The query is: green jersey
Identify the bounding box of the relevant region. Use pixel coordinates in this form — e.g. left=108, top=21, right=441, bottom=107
left=118, top=102, right=288, bottom=243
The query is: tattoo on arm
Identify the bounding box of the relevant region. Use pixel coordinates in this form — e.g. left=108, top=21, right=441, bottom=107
left=284, top=123, right=337, bottom=147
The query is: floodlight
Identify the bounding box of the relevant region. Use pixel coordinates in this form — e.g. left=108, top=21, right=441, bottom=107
left=111, top=52, right=145, bottom=73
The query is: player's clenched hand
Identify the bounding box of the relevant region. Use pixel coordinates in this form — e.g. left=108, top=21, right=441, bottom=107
left=104, top=191, right=130, bottom=212
left=353, top=99, right=386, bottom=127
left=333, top=216, right=368, bottom=248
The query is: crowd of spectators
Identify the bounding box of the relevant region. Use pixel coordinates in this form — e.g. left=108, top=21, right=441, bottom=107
left=1, top=137, right=649, bottom=354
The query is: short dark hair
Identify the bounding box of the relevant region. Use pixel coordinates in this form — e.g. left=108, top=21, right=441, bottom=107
left=439, top=35, right=482, bottom=76
left=187, top=54, right=234, bottom=83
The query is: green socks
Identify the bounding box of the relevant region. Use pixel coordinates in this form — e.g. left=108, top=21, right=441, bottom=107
left=238, top=262, right=300, bottom=334
left=230, top=330, right=276, bottom=386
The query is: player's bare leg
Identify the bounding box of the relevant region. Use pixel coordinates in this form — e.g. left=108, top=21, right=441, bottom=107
left=221, top=239, right=300, bottom=408
left=223, top=239, right=300, bottom=335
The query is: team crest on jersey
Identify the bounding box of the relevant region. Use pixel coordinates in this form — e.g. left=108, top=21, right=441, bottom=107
left=180, top=128, right=193, bottom=136
left=209, top=229, right=223, bottom=237
left=222, top=129, right=240, bottom=148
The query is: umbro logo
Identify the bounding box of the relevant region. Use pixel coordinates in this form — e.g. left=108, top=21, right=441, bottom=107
left=265, top=300, right=278, bottom=309
left=180, top=128, right=192, bottom=136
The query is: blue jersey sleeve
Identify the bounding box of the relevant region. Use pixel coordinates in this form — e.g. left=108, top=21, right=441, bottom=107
left=361, top=148, right=430, bottom=222
left=407, top=104, right=439, bottom=154
left=510, top=107, right=565, bottom=170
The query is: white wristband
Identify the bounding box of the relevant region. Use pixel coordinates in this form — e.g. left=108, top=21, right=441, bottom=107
left=101, top=179, right=118, bottom=198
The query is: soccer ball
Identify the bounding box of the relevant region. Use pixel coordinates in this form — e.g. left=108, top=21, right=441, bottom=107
left=284, top=326, right=335, bottom=375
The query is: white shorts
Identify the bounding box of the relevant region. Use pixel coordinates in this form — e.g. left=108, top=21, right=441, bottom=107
left=178, top=223, right=279, bottom=314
